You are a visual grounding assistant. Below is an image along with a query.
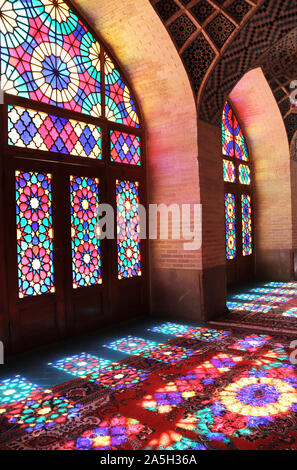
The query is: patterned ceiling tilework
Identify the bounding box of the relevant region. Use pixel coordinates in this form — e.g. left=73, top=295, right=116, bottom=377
left=284, top=114, right=297, bottom=143
left=168, top=14, right=197, bottom=49
left=154, top=0, right=180, bottom=22
left=200, top=0, right=297, bottom=125
left=225, top=0, right=253, bottom=24
left=256, top=28, right=297, bottom=142
left=181, top=33, right=216, bottom=95
left=190, top=0, right=216, bottom=25
left=205, top=13, right=236, bottom=50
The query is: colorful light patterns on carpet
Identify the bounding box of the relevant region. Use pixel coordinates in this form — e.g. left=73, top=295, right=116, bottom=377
left=60, top=415, right=145, bottom=450
left=239, top=164, right=251, bottom=185
left=141, top=353, right=243, bottom=414
left=48, top=354, right=112, bottom=377
left=139, top=345, right=195, bottom=364
left=282, top=308, right=297, bottom=318
left=116, top=180, right=141, bottom=279
left=148, top=322, right=196, bottom=337
left=231, top=335, right=271, bottom=352
left=8, top=105, right=102, bottom=159
left=151, top=434, right=207, bottom=451
left=223, top=159, right=235, bottom=183
left=110, top=130, right=141, bottom=165
left=189, top=327, right=230, bottom=342
left=103, top=336, right=159, bottom=355
left=225, top=193, right=236, bottom=260
left=0, top=376, right=43, bottom=406
left=70, top=176, right=102, bottom=289
left=227, top=301, right=274, bottom=314
left=88, top=364, right=149, bottom=391
left=105, top=53, right=139, bottom=128
left=242, top=194, right=252, bottom=256
left=16, top=170, right=55, bottom=297
left=1, top=390, right=82, bottom=433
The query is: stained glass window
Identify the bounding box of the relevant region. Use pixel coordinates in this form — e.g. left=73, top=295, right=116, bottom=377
left=110, top=130, right=141, bottom=165
left=225, top=193, right=236, bottom=260
left=223, top=159, right=235, bottom=183
left=70, top=176, right=102, bottom=289
left=16, top=171, right=55, bottom=298
left=222, top=102, right=252, bottom=262
left=239, top=164, right=251, bottom=185
left=8, top=105, right=102, bottom=159
left=222, top=102, right=234, bottom=157
left=242, top=194, right=252, bottom=256
left=116, top=180, right=141, bottom=279
left=105, top=53, right=139, bottom=128
left=0, top=0, right=139, bottom=126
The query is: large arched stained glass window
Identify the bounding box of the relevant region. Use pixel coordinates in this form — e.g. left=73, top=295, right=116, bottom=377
left=0, top=0, right=145, bottom=305
left=222, top=102, right=253, bottom=261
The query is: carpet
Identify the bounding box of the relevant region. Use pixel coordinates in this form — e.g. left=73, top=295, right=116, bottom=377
left=1, top=326, right=297, bottom=450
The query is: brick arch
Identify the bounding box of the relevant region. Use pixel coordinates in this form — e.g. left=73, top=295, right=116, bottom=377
left=72, top=0, right=203, bottom=320
left=229, top=68, right=293, bottom=280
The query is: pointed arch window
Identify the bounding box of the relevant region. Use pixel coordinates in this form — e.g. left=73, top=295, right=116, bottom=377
left=0, top=0, right=146, bottom=341
left=222, top=102, right=253, bottom=261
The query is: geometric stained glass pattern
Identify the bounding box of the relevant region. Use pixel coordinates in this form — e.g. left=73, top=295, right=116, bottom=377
left=1, top=390, right=82, bottom=433
left=225, top=193, right=236, bottom=260
left=222, top=102, right=234, bottom=157
left=116, top=180, right=141, bottom=279
left=88, top=364, right=149, bottom=392
left=48, top=354, right=112, bottom=377
left=239, top=164, right=251, bottom=185
left=0, top=1, right=139, bottom=127
left=242, top=194, right=252, bottom=256
left=59, top=415, right=146, bottom=450
left=0, top=0, right=102, bottom=117
left=223, top=159, right=235, bottom=183
left=8, top=105, right=102, bottom=159
left=234, top=115, right=249, bottom=161
left=70, top=176, right=102, bottom=289
left=16, top=170, right=55, bottom=298
left=105, top=53, right=139, bottom=128
left=110, top=130, right=141, bottom=165
left=103, top=336, right=159, bottom=355
left=0, top=376, right=43, bottom=407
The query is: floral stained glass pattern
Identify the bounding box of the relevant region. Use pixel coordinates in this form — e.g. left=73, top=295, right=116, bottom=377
left=105, top=53, right=139, bottom=128
left=70, top=176, right=102, bottom=289
left=223, top=159, right=235, bottom=183
left=8, top=105, right=102, bottom=159
left=116, top=180, right=141, bottom=279
left=1, top=0, right=102, bottom=117
left=16, top=171, right=55, bottom=298
left=242, top=194, right=252, bottom=256
left=110, top=130, right=141, bottom=165
left=239, top=164, right=251, bottom=185
left=103, top=336, right=159, bottom=355
left=225, top=193, right=236, bottom=260
left=88, top=364, right=149, bottom=391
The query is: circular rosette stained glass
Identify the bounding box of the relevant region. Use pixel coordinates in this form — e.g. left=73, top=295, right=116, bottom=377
left=70, top=176, right=102, bottom=289
left=16, top=171, right=55, bottom=298
left=220, top=377, right=297, bottom=417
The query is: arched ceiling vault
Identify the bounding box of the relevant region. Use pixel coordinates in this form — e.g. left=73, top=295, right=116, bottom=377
left=149, top=0, right=297, bottom=144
